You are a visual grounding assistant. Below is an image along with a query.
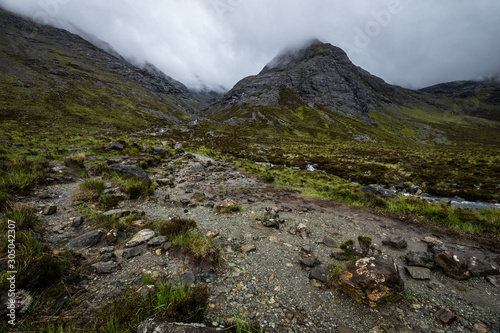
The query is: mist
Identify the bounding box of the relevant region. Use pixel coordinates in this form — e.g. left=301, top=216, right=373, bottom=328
left=0, top=0, right=499, bottom=91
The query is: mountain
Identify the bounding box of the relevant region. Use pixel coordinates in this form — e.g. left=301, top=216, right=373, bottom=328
left=209, top=39, right=414, bottom=122
left=206, top=39, right=499, bottom=145
left=419, top=79, right=500, bottom=122
left=0, top=8, right=203, bottom=137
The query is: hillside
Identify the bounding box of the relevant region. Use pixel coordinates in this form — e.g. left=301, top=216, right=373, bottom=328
left=0, top=8, right=203, bottom=140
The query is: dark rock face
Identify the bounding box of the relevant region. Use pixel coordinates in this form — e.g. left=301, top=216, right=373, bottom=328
left=108, top=142, right=124, bottom=151
left=405, top=251, right=436, bottom=269
left=137, top=319, right=219, bottom=333
left=93, top=261, right=119, bottom=274
left=210, top=39, right=412, bottom=122
left=65, top=229, right=103, bottom=250
left=434, top=251, right=470, bottom=280
left=362, top=185, right=398, bottom=199
left=382, top=236, right=407, bottom=249
left=309, top=264, right=332, bottom=283
left=468, top=257, right=500, bottom=277
left=434, top=308, right=458, bottom=325
left=108, top=164, right=150, bottom=183
left=339, top=255, right=404, bottom=307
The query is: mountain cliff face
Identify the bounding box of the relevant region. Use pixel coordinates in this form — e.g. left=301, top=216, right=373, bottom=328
left=209, top=39, right=413, bottom=122
left=0, top=8, right=204, bottom=135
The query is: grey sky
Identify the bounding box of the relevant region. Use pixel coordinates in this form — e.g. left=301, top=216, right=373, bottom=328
left=1, top=0, right=499, bottom=90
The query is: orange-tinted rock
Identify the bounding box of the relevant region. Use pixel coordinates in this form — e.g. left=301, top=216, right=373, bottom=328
left=339, top=255, right=404, bottom=307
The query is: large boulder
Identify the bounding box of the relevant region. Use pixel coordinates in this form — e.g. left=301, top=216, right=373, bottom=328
left=339, top=255, right=404, bottom=307
left=108, top=163, right=150, bottom=183
left=137, top=319, right=219, bottom=333
left=65, top=229, right=103, bottom=250
left=434, top=251, right=470, bottom=280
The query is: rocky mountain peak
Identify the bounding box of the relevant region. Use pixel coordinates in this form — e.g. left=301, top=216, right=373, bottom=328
left=210, top=39, right=410, bottom=122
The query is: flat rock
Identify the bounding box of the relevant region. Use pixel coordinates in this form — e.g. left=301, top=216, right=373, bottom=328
left=108, top=141, right=124, bottom=151
left=405, top=266, right=431, bottom=280
left=137, top=319, right=219, bottom=333
left=241, top=243, right=256, bottom=254
left=126, top=229, right=155, bottom=247
left=339, top=255, right=404, bottom=307
left=468, top=257, right=500, bottom=277
left=405, top=251, right=436, bottom=269
left=93, top=261, right=119, bottom=274
left=309, top=264, right=332, bottom=283
left=108, top=163, right=150, bottom=183
left=434, top=308, right=458, bottom=325
left=382, top=236, right=407, bottom=249
left=422, top=236, right=444, bottom=247
left=123, top=246, right=144, bottom=259
left=434, top=251, right=470, bottom=280
left=321, top=235, right=338, bottom=248
left=180, top=271, right=196, bottom=284
left=65, top=229, right=103, bottom=250
left=103, top=209, right=130, bottom=218
left=191, top=192, right=206, bottom=202
left=299, top=254, right=320, bottom=267
left=147, top=236, right=167, bottom=247
left=71, top=216, right=84, bottom=228
left=42, top=205, right=57, bottom=215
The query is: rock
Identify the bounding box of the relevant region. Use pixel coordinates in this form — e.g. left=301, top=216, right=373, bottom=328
left=332, top=248, right=351, bottom=261
left=106, top=229, right=118, bottom=244
left=126, top=229, right=155, bottom=247
left=93, top=261, right=119, bottom=274
left=429, top=246, right=448, bottom=255
left=405, top=266, right=431, bottom=280
left=71, top=216, right=84, bottom=228
left=309, top=264, right=332, bottom=283
left=99, top=246, right=115, bottom=254
left=434, top=251, right=470, bottom=280
left=382, top=236, right=407, bottom=249
left=108, top=163, right=151, bottom=183
left=338, top=255, right=404, bottom=307
left=180, top=198, right=191, bottom=206
left=148, top=236, right=167, bottom=247
left=191, top=192, right=206, bottom=202
left=405, top=251, right=436, bottom=269
left=422, top=236, right=444, bottom=247
left=103, top=209, right=130, bottom=218
left=99, top=252, right=116, bottom=262
left=215, top=198, right=239, bottom=213
left=362, top=185, right=398, bottom=199
left=42, top=204, right=57, bottom=215
left=108, top=141, right=124, bottom=151
left=434, top=308, right=458, bottom=325
left=180, top=271, right=196, bottom=284
left=241, top=243, right=256, bottom=254
left=65, top=229, right=103, bottom=250
left=192, top=162, right=205, bottom=173
left=473, top=321, right=488, bottom=333
left=468, top=257, right=500, bottom=277
left=486, top=275, right=500, bottom=287
left=321, top=235, right=338, bottom=248
left=152, top=147, right=169, bottom=156
left=123, top=246, right=143, bottom=259
left=137, top=318, right=219, bottom=333
left=163, top=241, right=172, bottom=251
left=299, top=254, right=320, bottom=267
left=297, top=223, right=309, bottom=239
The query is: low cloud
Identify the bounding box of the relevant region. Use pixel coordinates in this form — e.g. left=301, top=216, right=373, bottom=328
left=1, top=0, right=499, bottom=90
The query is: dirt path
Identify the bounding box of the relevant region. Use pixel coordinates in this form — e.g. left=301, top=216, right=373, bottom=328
left=24, top=153, right=500, bottom=333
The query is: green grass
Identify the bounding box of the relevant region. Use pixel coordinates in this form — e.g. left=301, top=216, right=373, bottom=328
left=156, top=218, right=197, bottom=237
left=171, top=232, right=221, bottom=265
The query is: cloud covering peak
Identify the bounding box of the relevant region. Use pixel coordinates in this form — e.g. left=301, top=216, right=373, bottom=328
left=1, top=0, right=499, bottom=90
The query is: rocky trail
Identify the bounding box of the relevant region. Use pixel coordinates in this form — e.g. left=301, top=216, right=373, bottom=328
left=8, top=150, right=500, bottom=333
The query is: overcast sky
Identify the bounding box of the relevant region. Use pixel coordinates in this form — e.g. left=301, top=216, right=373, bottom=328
left=1, top=0, right=499, bottom=91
